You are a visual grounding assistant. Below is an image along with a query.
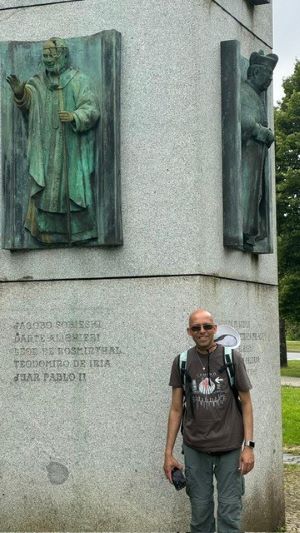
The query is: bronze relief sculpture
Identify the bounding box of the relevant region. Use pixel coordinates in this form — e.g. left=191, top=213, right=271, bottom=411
left=7, top=38, right=100, bottom=244
left=2, top=31, right=122, bottom=249
left=241, top=51, right=278, bottom=251
left=221, top=41, right=278, bottom=253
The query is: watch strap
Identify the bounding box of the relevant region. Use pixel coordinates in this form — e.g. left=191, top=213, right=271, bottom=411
left=244, top=440, right=255, bottom=448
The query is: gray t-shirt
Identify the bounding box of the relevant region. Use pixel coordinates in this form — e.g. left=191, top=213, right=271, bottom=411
left=169, top=344, right=252, bottom=453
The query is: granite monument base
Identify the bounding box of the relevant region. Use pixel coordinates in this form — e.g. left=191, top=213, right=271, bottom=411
left=0, top=275, right=284, bottom=532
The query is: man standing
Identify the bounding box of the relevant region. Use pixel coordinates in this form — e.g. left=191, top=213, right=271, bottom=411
left=164, top=308, right=254, bottom=533
left=7, top=37, right=100, bottom=245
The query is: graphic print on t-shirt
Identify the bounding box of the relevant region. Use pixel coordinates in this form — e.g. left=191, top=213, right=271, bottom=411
left=192, top=370, right=226, bottom=409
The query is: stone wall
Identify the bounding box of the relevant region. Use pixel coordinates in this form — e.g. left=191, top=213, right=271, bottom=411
left=0, top=1, right=284, bottom=531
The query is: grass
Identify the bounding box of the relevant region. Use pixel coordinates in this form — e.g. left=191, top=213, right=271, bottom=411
left=284, top=463, right=300, bottom=472
left=287, top=340, right=300, bottom=352
left=281, top=386, right=300, bottom=448
left=281, top=360, right=300, bottom=378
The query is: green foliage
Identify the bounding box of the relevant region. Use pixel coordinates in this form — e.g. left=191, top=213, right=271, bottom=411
left=281, top=360, right=300, bottom=378
left=281, top=386, right=300, bottom=447
left=286, top=321, right=300, bottom=340
left=279, top=274, right=300, bottom=324
left=275, top=61, right=300, bottom=330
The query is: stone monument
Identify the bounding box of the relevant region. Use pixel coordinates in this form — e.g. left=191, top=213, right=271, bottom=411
left=0, top=1, right=284, bottom=532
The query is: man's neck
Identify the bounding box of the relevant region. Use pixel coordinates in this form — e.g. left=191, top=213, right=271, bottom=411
left=196, top=343, right=217, bottom=355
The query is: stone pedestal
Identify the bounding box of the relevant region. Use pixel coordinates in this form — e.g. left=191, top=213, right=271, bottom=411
left=0, top=277, right=283, bottom=531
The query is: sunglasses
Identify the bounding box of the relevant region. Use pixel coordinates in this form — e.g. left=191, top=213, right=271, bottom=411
left=190, top=324, right=215, bottom=332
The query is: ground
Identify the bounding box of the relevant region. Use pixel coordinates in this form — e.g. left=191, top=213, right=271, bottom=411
left=284, top=462, right=300, bottom=533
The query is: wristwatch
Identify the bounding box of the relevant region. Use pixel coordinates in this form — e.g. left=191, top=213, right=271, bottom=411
left=244, top=440, right=255, bottom=448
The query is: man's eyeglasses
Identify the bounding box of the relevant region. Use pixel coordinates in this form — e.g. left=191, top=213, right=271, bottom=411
left=190, top=324, right=215, bottom=332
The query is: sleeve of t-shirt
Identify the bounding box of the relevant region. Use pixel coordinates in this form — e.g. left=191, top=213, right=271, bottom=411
left=234, top=350, right=252, bottom=392
left=168, top=354, right=182, bottom=388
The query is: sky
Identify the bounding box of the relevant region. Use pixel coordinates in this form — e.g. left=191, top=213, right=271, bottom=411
left=272, top=0, right=299, bottom=105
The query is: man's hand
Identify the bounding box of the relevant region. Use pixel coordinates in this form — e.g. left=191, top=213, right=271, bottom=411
left=6, top=75, right=25, bottom=99
left=163, top=453, right=183, bottom=483
left=239, top=447, right=254, bottom=475
left=59, top=111, right=75, bottom=123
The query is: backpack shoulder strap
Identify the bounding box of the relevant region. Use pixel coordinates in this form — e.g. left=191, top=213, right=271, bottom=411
left=179, top=350, right=188, bottom=391
left=224, top=346, right=235, bottom=388
left=224, top=347, right=242, bottom=414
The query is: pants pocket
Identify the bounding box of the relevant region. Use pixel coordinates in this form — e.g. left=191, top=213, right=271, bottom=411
left=185, top=465, right=193, bottom=497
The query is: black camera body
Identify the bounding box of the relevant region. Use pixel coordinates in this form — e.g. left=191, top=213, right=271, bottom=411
left=171, top=467, right=186, bottom=491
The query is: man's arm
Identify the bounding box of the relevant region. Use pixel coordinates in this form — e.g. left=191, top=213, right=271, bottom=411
left=239, top=390, right=255, bottom=475
left=163, top=387, right=184, bottom=482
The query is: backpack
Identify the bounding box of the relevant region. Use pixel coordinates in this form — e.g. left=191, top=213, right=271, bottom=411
left=179, top=346, right=242, bottom=414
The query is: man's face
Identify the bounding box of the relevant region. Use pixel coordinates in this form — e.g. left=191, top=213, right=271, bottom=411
left=253, top=65, right=273, bottom=92
left=187, top=311, right=217, bottom=351
left=43, top=40, right=67, bottom=74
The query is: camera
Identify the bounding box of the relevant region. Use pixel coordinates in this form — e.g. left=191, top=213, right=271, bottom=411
left=171, top=467, right=186, bottom=491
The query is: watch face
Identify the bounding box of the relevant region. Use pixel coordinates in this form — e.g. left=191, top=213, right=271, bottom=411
left=245, top=440, right=255, bottom=448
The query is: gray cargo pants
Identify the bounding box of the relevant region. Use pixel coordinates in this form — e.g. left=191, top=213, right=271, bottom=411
left=183, top=444, right=245, bottom=533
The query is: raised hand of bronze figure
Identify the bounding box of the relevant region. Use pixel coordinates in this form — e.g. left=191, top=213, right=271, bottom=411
left=6, top=74, right=26, bottom=99
left=58, top=111, right=75, bottom=123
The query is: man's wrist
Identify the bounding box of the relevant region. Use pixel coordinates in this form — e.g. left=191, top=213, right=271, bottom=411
left=164, top=449, right=173, bottom=457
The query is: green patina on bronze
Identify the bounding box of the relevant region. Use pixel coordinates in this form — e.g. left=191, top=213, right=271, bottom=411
left=221, top=40, right=278, bottom=254
left=1, top=31, right=122, bottom=249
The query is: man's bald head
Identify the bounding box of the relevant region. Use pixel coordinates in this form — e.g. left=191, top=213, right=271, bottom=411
left=187, top=309, right=217, bottom=351
left=188, top=309, right=215, bottom=327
